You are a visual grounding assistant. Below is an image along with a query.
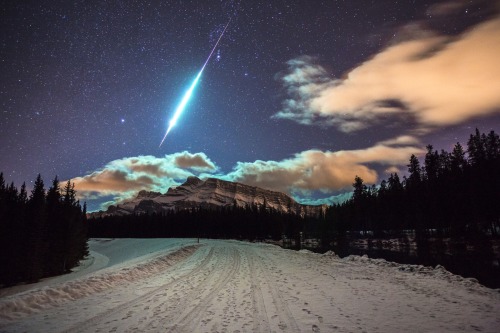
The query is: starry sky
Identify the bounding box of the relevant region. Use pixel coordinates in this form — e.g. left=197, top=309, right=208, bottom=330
left=2, top=0, right=500, bottom=211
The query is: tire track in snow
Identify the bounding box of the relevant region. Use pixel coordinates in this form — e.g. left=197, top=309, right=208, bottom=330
left=247, top=246, right=272, bottom=332
left=252, top=246, right=300, bottom=332
left=165, top=245, right=241, bottom=332
left=58, top=245, right=213, bottom=333
left=117, top=244, right=229, bottom=332
left=137, top=245, right=229, bottom=331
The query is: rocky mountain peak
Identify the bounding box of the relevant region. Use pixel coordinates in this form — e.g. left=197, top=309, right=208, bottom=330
left=136, top=190, right=162, bottom=199
left=90, top=177, right=326, bottom=218
left=183, top=176, right=203, bottom=187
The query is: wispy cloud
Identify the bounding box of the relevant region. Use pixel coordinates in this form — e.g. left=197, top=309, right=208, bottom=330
left=274, top=13, right=500, bottom=133
left=378, top=135, right=422, bottom=147
left=426, top=0, right=471, bottom=17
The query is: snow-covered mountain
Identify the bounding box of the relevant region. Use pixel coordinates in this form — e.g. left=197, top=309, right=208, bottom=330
left=90, top=176, right=326, bottom=218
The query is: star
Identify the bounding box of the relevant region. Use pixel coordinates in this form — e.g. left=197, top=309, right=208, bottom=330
left=0, top=0, right=498, bottom=213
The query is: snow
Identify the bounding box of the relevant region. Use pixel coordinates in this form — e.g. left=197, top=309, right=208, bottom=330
left=1, top=239, right=499, bottom=332
left=0, top=238, right=195, bottom=299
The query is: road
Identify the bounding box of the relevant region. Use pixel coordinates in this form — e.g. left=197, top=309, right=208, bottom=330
left=1, top=239, right=499, bottom=332
left=62, top=241, right=302, bottom=332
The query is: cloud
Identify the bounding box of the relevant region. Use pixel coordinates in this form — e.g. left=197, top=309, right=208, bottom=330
left=427, top=1, right=469, bottom=17
left=223, top=143, right=424, bottom=194
left=72, top=143, right=423, bottom=211
left=378, top=135, right=421, bottom=146
left=70, top=152, right=217, bottom=209
left=174, top=151, right=217, bottom=171
left=274, top=13, right=500, bottom=133
left=294, top=192, right=353, bottom=206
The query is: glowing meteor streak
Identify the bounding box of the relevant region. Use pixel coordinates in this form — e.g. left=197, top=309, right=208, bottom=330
left=159, top=19, right=231, bottom=147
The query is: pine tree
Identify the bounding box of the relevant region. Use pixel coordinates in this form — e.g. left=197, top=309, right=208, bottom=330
left=407, top=154, right=422, bottom=187
left=467, top=128, right=486, bottom=165
left=19, top=182, right=28, bottom=204
left=27, top=174, right=47, bottom=282
left=438, top=149, right=451, bottom=177
left=485, top=130, right=500, bottom=161
left=0, top=174, right=13, bottom=284
left=378, top=179, right=387, bottom=195
left=63, top=180, right=76, bottom=205
left=387, top=173, right=403, bottom=192
left=424, top=145, right=439, bottom=181
left=61, top=180, right=88, bottom=270
left=46, top=177, right=61, bottom=204
left=0, top=172, right=5, bottom=194
left=46, top=176, right=66, bottom=275
left=352, top=175, right=366, bottom=203
left=450, top=142, right=467, bottom=172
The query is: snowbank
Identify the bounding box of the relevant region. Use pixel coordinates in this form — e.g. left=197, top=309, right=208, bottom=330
left=1, top=239, right=499, bottom=333
left=0, top=244, right=199, bottom=320
left=339, top=254, right=493, bottom=291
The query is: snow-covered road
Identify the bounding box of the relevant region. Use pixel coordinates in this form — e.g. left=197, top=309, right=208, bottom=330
left=1, top=239, right=499, bottom=332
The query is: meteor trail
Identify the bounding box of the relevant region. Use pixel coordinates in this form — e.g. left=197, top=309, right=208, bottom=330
left=159, top=19, right=231, bottom=147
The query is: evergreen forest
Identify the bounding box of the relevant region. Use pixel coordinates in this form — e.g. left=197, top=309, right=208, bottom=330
left=0, top=175, right=88, bottom=286
left=88, top=201, right=317, bottom=244
left=322, top=128, right=500, bottom=242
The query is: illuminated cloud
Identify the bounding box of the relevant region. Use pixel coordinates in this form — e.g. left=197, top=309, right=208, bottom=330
left=70, top=152, right=217, bottom=208
left=223, top=143, right=424, bottom=194
left=73, top=143, right=423, bottom=211
left=174, top=151, right=217, bottom=171
left=274, top=14, right=500, bottom=133
left=378, top=135, right=421, bottom=147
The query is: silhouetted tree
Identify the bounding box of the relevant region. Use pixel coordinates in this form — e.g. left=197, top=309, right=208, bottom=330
left=0, top=174, right=88, bottom=286
left=424, top=145, right=439, bottom=181
left=407, top=154, right=422, bottom=188
left=467, top=128, right=486, bottom=165
left=450, top=142, right=467, bottom=173
left=26, top=174, right=47, bottom=281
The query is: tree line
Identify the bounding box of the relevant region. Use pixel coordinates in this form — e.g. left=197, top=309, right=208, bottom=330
left=88, top=128, right=499, bottom=249
left=0, top=174, right=88, bottom=286
left=322, top=128, right=500, bottom=245
left=88, top=201, right=317, bottom=245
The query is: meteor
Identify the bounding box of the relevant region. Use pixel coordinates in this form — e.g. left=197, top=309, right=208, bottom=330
left=159, top=19, right=231, bottom=147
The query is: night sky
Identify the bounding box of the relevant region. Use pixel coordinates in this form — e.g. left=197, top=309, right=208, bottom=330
left=2, top=0, right=500, bottom=211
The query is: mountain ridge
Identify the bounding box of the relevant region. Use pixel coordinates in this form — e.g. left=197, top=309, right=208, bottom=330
left=89, top=176, right=326, bottom=218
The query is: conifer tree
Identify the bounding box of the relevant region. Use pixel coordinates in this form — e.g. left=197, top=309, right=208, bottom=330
left=19, top=182, right=28, bottom=204
left=467, top=128, right=486, bottom=165
left=27, top=174, right=47, bottom=282
left=352, top=175, right=366, bottom=203
left=387, top=173, right=403, bottom=192
left=46, top=176, right=67, bottom=275
left=450, top=142, right=467, bottom=172
left=485, top=130, right=500, bottom=160
left=424, top=145, right=439, bottom=181
left=407, top=154, right=422, bottom=187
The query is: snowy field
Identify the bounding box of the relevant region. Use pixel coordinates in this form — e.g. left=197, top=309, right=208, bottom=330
left=1, top=239, right=499, bottom=333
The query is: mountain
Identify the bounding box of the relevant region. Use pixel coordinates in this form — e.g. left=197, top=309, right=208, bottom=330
left=89, top=177, right=326, bottom=218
